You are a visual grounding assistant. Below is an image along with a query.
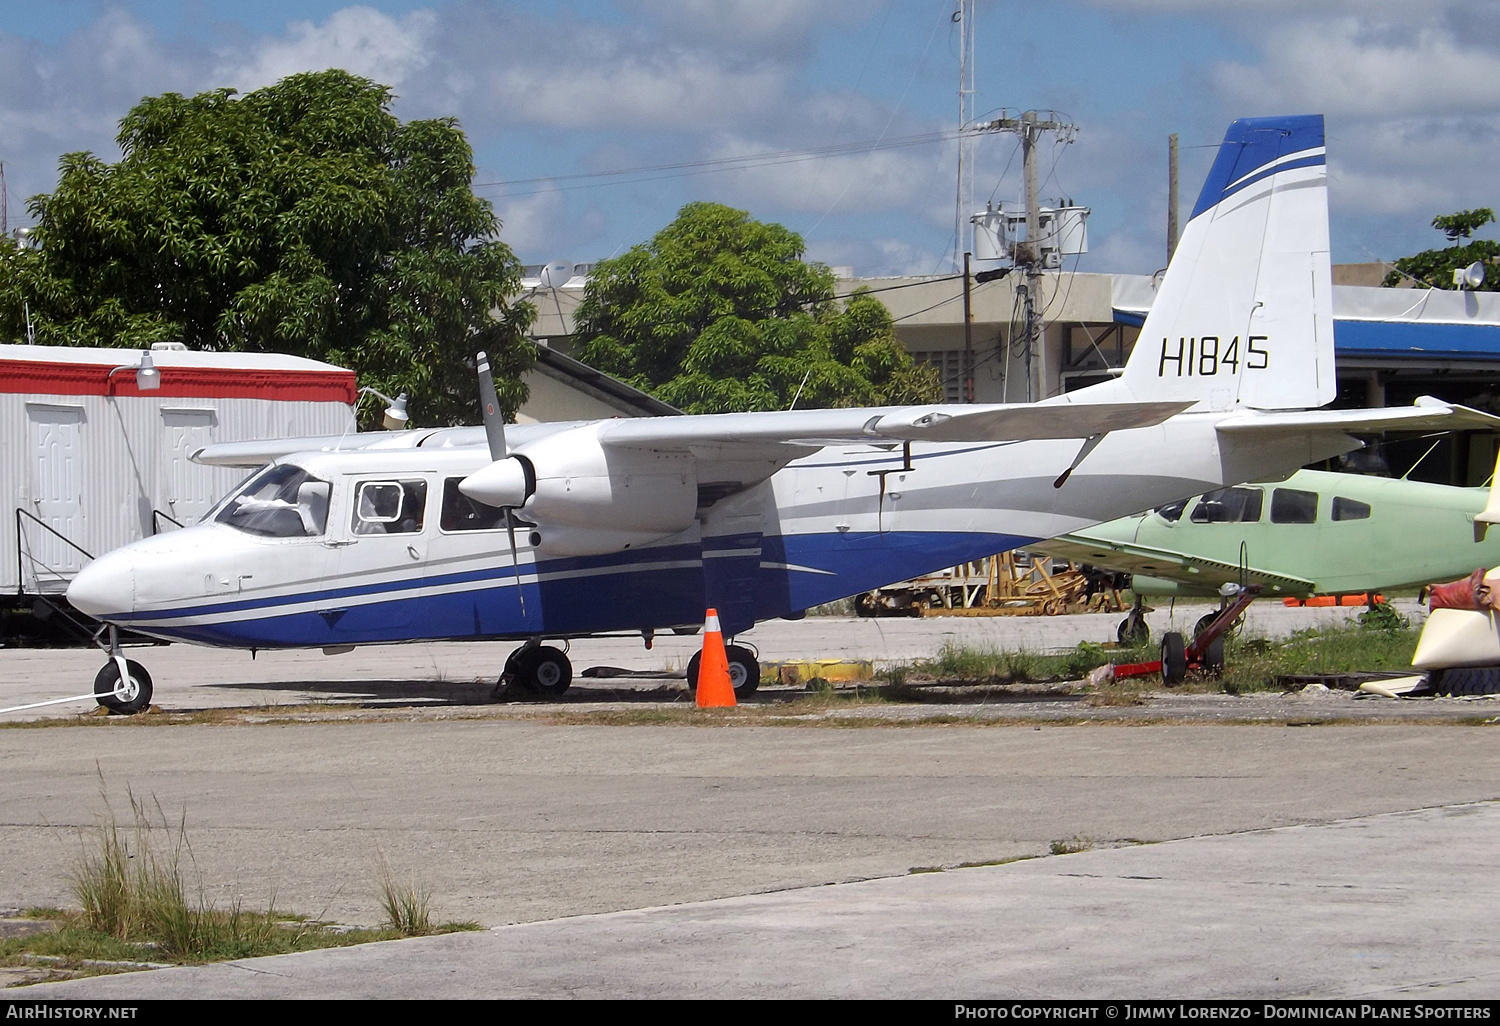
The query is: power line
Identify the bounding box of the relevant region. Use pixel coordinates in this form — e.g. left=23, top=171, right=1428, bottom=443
left=473, top=130, right=960, bottom=195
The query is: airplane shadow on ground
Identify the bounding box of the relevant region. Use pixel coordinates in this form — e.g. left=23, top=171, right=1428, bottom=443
left=187, top=678, right=1092, bottom=709
left=191, top=676, right=700, bottom=707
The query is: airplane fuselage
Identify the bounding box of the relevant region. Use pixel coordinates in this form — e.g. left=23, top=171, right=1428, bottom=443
left=66, top=411, right=1352, bottom=649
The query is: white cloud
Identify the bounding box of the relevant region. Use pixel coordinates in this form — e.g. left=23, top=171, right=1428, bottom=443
left=627, top=0, right=858, bottom=57
left=480, top=48, right=786, bottom=132
left=1213, top=19, right=1500, bottom=118
left=696, top=134, right=949, bottom=217
left=217, top=6, right=437, bottom=94
left=491, top=187, right=566, bottom=255
left=807, top=237, right=950, bottom=278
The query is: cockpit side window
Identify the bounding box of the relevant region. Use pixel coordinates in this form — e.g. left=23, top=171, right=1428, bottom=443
left=1188, top=486, right=1264, bottom=524
left=1155, top=499, right=1189, bottom=523
left=214, top=464, right=332, bottom=538
left=352, top=479, right=428, bottom=535
left=440, top=478, right=507, bottom=532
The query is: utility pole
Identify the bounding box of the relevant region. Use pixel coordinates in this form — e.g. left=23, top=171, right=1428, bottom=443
left=1, top=162, right=8, bottom=238
left=962, top=251, right=974, bottom=402
left=1167, top=133, right=1179, bottom=264
left=974, top=110, right=1077, bottom=401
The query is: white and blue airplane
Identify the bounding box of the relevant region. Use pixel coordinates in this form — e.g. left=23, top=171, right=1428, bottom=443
left=66, top=114, right=1498, bottom=712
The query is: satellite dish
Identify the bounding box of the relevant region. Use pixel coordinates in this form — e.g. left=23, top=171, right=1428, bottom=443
left=538, top=259, right=573, bottom=289
left=1453, top=261, right=1486, bottom=289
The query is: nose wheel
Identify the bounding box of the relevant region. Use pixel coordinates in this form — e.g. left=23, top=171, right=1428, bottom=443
left=94, top=659, right=154, bottom=715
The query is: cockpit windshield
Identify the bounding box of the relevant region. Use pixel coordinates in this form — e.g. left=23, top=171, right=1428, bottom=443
left=213, top=464, right=332, bottom=538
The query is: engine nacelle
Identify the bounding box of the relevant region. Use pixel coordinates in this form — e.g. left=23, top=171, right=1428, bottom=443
left=460, top=424, right=698, bottom=557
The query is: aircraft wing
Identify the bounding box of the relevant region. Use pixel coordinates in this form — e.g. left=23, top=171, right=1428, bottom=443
left=596, top=400, right=1194, bottom=451
left=1034, top=533, right=1316, bottom=596
left=1215, top=398, right=1500, bottom=437
left=193, top=427, right=489, bottom=467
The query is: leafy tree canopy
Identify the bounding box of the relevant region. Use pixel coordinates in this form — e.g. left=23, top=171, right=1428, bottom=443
left=0, top=69, right=534, bottom=425
left=1383, top=208, right=1500, bottom=291
left=573, top=201, right=940, bottom=414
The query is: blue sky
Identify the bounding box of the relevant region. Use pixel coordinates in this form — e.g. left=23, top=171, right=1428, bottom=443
left=4, top=1, right=1498, bottom=277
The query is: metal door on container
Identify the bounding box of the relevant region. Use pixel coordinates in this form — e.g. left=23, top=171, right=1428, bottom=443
left=160, top=408, right=219, bottom=528
left=25, top=403, right=86, bottom=590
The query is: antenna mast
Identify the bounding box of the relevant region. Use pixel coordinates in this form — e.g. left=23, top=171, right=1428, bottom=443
left=953, top=0, right=976, bottom=269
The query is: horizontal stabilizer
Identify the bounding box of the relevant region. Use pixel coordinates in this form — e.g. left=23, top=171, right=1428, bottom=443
left=1215, top=398, right=1500, bottom=437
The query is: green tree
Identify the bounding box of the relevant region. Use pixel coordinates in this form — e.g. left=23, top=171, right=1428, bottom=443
left=573, top=201, right=940, bottom=414
left=0, top=70, right=534, bottom=425
left=1383, top=208, right=1500, bottom=291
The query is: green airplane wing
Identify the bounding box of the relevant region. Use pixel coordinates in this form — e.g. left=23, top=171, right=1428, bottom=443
left=1035, top=534, right=1315, bottom=596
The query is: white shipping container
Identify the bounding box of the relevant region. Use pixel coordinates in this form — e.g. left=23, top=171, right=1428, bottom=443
left=2, top=343, right=356, bottom=599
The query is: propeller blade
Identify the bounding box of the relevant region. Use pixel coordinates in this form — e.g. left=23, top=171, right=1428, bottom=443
left=476, top=351, right=508, bottom=462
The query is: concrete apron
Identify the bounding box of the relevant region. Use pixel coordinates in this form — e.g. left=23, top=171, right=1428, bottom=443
left=25, top=801, right=1500, bottom=1000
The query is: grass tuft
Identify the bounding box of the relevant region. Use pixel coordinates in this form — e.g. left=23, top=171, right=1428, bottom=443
left=376, top=858, right=434, bottom=937
left=0, top=778, right=483, bottom=985
left=1050, top=837, right=1093, bottom=856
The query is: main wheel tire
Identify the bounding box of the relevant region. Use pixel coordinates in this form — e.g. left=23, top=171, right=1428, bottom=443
left=1195, top=611, right=1243, bottom=640
left=686, top=644, right=761, bottom=698
left=1432, top=666, right=1500, bottom=697
left=509, top=645, right=572, bottom=697
left=1160, top=631, right=1187, bottom=685
left=94, top=659, right=153, bottom=715
left=1203, top=637, right=1225, bottom=677
left=1118, top=612, right=1149, bottom=646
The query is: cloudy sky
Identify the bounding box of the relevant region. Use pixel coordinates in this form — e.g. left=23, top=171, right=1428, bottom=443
left=4, top=1, right=1497, bottom=277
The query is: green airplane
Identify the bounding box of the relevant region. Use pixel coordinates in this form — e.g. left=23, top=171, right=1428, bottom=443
left=1035, top=467, right=1500, bottom=643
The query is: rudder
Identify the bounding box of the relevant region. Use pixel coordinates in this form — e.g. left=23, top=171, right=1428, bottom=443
left=1115, top=115, right=1333, bottom=412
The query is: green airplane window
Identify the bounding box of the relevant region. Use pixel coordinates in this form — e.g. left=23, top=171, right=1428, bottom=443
left=1332, top=496, right=1371, bottom=521
left=1189, top=486, right=1263, bottom=524
left=1271, top=488, right=1319, bottom=524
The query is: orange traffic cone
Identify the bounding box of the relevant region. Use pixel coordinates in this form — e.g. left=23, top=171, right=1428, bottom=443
left=695, top=608, right=737, bottom=708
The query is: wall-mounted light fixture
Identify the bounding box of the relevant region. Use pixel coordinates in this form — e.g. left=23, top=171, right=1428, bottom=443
left=358, top=386, right=410, bottom=430
left=106, top=350, right=161, bottom=391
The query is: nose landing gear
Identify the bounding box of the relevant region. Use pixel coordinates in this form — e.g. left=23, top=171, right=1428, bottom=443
left=94, top=658, right=154, bottom=715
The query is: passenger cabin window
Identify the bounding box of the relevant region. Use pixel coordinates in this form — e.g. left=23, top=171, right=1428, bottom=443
left=1332, top=496, right=1372, bottom=521
left=353, top=479, right=427, bottom=535
left=214, top=464, right=331, bottom=538
left=1188, top=487, right=1263, bottom=524
left=1271, top=488, right=1319, bottom=524
left=440, top=478, right=507, bottom=532
left=1155, top=499, right=1189, bottom=523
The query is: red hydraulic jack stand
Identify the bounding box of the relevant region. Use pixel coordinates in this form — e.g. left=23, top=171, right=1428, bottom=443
left=1111, top=584, right=1262, bottom=684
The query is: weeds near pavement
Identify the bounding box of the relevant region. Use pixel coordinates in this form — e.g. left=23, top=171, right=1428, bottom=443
left=1050, top=837, right=1093, bottom=856
left=0, top=776, right=482, bottom=984
left=1358, top=601, right=1412, bottom=634
left=69, top=780, right=281, bottom=959
left=376, top=857, right=434, bottom=937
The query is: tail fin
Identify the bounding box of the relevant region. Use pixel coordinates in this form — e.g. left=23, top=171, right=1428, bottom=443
left=1115, top=114, right=1333, bottom=412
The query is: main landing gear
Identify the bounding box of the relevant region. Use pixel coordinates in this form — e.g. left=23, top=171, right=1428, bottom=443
left=499, top=641, right=573, bottom=697
left=685, top=644, right=761, bottom=698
